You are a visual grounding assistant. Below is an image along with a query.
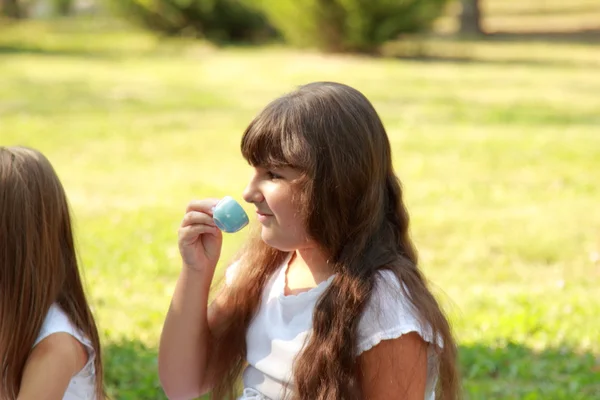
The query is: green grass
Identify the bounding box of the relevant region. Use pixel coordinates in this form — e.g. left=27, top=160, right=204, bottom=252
left=1, top=17, right=599, bottom=399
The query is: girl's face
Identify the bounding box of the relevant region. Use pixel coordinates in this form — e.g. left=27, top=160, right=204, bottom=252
left=243, top=166, right=312, bottom=251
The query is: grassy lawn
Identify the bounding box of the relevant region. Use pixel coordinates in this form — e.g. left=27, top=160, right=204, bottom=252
left=1, top=17, right=599, bottom=399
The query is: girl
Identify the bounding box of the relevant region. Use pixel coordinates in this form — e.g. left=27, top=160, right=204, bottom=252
left=159, top=82, right=460, bottom=400
left=0, top=146, right=104, bottom=399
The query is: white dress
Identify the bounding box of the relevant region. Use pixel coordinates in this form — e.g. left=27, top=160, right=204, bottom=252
left=228, top=255, right=440, bottom=400
left=34, top=304, right=97, bottom=400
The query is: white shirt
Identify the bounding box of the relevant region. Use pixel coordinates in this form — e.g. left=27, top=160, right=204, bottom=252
left=228, top=255, right=440, bottom=400
left=34, top=304, right=97, bottom=400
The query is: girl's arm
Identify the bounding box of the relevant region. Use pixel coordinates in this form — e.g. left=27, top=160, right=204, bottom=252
left=358, top=332, right=428, bottom=399
left=159, top=267, right=236, bottom=399
left=158, top=199, right=233, bottom=400
left=17, top=333, right=88, bottom=400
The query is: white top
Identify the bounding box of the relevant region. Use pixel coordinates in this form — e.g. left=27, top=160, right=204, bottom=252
left=227, top=255, right=440, bottom=400
left=34, top=304, right=97, bottom=400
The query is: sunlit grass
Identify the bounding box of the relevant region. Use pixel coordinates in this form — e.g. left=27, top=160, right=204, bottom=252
left=1, top=16, right=599, bottom=399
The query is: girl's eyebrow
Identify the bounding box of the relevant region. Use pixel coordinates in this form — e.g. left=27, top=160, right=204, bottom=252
left=258, top=163, right=290, bottom=171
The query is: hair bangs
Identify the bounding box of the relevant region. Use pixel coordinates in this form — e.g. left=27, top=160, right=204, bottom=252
left=241, top=99, right=308, bottom=171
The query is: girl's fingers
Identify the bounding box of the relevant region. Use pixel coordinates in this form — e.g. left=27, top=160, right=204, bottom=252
left=181, top=211, right=216, bottom=228
left=178, top=224, right=219, bottom=243
left=185, top=199, right=220, bottom=215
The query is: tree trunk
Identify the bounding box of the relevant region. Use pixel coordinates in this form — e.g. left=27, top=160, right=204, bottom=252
left=1, top=0, right=24, bottom=18
left=459, top=0, right=482, bottom=35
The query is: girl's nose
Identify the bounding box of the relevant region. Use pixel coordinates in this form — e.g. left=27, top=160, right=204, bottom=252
left=243, top=177, right=264, bottom=204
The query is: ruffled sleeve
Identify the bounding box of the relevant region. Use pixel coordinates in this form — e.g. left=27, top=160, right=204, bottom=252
left=356, top=269, right=439, bottom=356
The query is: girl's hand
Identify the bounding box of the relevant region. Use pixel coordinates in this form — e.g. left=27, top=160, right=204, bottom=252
left=178, top=199, right=223, bottom=272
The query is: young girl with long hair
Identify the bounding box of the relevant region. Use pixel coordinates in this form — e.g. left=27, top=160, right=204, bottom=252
left=0, top=146, right=104, bottom=399
left=159, top=82, right=460, bottom=400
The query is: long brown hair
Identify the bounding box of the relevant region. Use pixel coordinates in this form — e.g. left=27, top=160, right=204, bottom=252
left=0, top=146, right=104, bottom=399
left=210, top=82, right=460, bottom=399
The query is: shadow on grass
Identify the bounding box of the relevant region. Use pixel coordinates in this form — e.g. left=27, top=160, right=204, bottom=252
left=383, top=30, right=600, bottom=69
left=388, top=54, right=600, bottom=69
left=103, top=339, right=600, bottom=400
left=491, top=6, right=600, bottom=18
left=485, top=29, right=600, bottom=44
left=0, top=44, right=120, bottom=58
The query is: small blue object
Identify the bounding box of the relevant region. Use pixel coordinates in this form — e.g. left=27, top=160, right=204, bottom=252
left=212, top=196, right=249, bottom=233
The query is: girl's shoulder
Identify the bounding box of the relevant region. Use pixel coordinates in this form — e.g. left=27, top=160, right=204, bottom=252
left=356, top=269, right=438, bottom=355
left=35, top=304, right=92, bottom=350
left=34, top=304, right=97, bottom=398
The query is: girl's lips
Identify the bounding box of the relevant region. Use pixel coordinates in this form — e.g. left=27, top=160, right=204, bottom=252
left=256, top=211, right=273, bottom=222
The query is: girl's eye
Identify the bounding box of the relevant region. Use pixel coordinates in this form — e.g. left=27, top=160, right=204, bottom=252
left=267, top=171, right=283, bottom=180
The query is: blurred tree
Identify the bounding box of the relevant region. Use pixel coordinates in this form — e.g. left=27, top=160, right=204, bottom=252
left=459, top=0, right=482, bottom=35
left=105, top=0, right=276, bottom=44
left=1, top=0, right=25, bottom=18
left=249, top=0, right=451, bottom=53
left=52, top=0, right=73, bottom=15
